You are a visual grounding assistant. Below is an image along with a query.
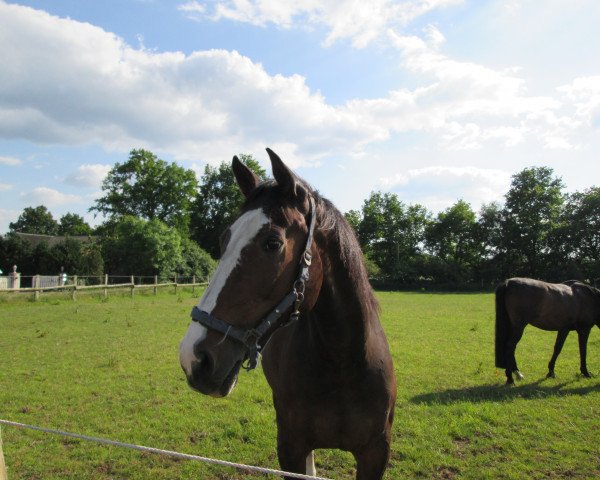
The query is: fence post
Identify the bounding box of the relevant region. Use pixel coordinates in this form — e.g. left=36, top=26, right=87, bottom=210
left=192, top=275, right=196, bottom=295
left=10, top=265, right=19, bottom=289
left=130, top=275, right=135, bottom=298
left=72, top=275, right=78, bottom=301
left=104, top=274, right=108, bottom=299
left=174, top=274, right=178, bottom=295
left=0, top=424, right=7, bottom=480
left=34, top=275, right=40, bottom=301
left=154, top=275, right=158, bottom=296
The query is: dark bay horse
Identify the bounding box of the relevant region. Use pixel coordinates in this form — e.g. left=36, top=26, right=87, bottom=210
left=179, top=149, right=397, bottom=479
left=495, top=277, right=600, bottom=384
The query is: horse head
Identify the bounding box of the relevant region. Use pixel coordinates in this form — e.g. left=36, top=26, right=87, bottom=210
left=179, top=148, right=322, bottom=397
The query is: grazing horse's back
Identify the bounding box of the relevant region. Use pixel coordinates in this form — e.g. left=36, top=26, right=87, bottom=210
left=494, top=277, right=600, bottom=384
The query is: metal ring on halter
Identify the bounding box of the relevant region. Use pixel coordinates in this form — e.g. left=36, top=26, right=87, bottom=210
left=302, top=250, right=312, bottom=266
left=294, top=279, right=306, bottom=295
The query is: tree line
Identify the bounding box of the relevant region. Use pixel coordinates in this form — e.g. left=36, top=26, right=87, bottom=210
left=2, top=149, right=599, bottom=289
left=347, top=167, right=600, bottom=289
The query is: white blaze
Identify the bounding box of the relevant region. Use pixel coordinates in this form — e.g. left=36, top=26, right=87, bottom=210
left=179, top=208, right=269, bottom=375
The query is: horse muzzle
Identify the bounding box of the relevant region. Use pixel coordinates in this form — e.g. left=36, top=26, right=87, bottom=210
left=182, top=337, right=245, bottom=398
left=186, top=358, right=242, bottom=398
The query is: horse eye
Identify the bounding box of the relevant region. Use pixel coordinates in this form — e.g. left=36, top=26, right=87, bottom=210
left=265, top=238, right=283, bottom=252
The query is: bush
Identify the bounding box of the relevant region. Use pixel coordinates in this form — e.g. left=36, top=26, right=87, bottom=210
left=178, top=237, right=216, bottom=280
left=102, top=216, right=183, bottom=277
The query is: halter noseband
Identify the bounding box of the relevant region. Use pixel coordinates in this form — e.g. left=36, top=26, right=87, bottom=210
left=190, top=197, right=317, bottom=371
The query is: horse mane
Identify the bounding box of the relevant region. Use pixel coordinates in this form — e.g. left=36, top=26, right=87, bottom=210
left=568, top=280, right=600, bottom=300
left=243, top=178, right=379, bottom=316
left=315, top=194, right=380, bottom=315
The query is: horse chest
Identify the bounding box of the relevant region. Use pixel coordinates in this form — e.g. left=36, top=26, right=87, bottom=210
left=272, top=382, right=385, bottom=449
left=265, top=344, right=391, bottom=447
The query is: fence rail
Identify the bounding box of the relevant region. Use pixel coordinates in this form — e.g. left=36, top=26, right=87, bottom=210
left=0, top=419, right=332, bottom=480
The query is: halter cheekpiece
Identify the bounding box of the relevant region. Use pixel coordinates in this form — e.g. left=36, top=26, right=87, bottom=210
left=190, top=197, right=317, bottom=371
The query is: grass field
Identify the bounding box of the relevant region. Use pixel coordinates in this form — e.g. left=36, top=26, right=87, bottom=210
left=0, top=288, right=599, bottom=479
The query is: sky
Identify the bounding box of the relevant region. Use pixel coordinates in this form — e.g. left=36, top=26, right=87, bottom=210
left=0, top=0, right=599, bottom=233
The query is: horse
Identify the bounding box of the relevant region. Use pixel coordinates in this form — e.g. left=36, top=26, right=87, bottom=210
left=495, top=277, right=600, bottom=384
left=179, top=149, right=397, bottom=479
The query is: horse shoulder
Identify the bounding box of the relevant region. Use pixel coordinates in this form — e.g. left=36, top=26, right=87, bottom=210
left=570, top=285, right=600, bottom=325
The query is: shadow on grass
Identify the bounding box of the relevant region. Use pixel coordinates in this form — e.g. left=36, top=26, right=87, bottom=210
left=409, top=377, right=600, bottom=405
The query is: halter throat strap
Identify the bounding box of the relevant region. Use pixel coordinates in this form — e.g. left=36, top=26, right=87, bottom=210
left=190, top=196, right=317, bottom=371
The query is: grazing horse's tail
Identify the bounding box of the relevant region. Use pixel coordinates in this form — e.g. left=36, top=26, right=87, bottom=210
left=495, top=281, right=510, bottom=369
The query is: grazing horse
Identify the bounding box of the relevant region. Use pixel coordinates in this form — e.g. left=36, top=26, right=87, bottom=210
left=179, top=149, right=397, bottom=479
left=495, top=277, right=600, bottom=384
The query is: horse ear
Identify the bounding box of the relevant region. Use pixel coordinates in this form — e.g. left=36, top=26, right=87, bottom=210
left=266, top=148, right=306, bottom=200
left=232, top=155, right=260, bottom=198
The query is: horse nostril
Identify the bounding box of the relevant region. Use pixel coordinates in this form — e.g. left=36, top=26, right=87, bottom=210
left=193, top=349, right=214, bottom=376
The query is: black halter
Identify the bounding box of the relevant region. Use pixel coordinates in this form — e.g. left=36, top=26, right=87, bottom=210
left=190, top=197, right=317, bottom=371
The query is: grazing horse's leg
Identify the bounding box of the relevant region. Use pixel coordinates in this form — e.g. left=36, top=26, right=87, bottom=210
left=577, top=327, right=592, bottom=378
left=505, top=323, right=526, bottom=385
left=354, top=434, right=391, bottom=480
left=547, top=329, right=570, bottom=378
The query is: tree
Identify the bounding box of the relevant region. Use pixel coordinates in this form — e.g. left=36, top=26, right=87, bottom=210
left=424, top=200, right=478, bottom=284
left=556, top=187, right=600, bottom=280
left=101, top=216, right=215, bottom=279
left=475, top=203, right=504, bottom=259
left=358, top=191, right=430, bottom=284
left=102, top=216, right=184, bottom=277
left=344, top=210, right=361, bottom=233
left=91, top=149, right=198, bottom=232
left=179, top=237, right=217, bottom=280
left=0, top=233, right=34, bottom=274
left=191, top=154, right=267, bottom=257
left=49, top=239, right=104, bottom=276
left=58, top=213, right=93, bottom=236
left=502, top=167, right=565, bottom=278
left=473, top=202, right=505, bottom=285
left=9, top=206, right=58, bottom=235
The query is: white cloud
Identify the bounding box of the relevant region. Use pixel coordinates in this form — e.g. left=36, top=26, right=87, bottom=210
left=0, top=155, right=22, bottom=166
left=381, top=165, right=510, bottom=188
left=178, top=1, right=205, bottom=15
left=557, top=76, right=600, bottom=127
left=65, top=164, right=111, bottom=188
left=0, top=0, right=596, bottom=175
left=0, top=1, right=383, bottom=165
left=0, top=183, right=13, bottom=191
left=379, top=165, right=512, bottom=211
left=179, top=0, right=463, bottom=48
left=0, top=208, right=19, bottom=226
left=423, top=24, right=445, bottom=48
left=22, top=187, right=82, bottom=207
left=377, top=28, right=591, bottom=151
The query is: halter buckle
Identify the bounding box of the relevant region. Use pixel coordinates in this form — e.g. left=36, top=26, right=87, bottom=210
left=302, top=250, right=312, bottom=266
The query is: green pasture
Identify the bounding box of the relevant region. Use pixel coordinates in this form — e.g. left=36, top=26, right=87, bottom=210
left=0, top=289, right=598, bottom=479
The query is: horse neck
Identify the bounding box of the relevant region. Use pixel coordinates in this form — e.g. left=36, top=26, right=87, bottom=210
left=310, top=238, right=379, bottom=362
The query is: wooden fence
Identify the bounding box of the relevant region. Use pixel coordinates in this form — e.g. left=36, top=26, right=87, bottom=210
left=0, top=274, right=208, bottom=301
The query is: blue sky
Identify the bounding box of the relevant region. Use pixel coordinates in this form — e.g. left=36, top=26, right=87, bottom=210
left=1, top=0, right=599, bottom=233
